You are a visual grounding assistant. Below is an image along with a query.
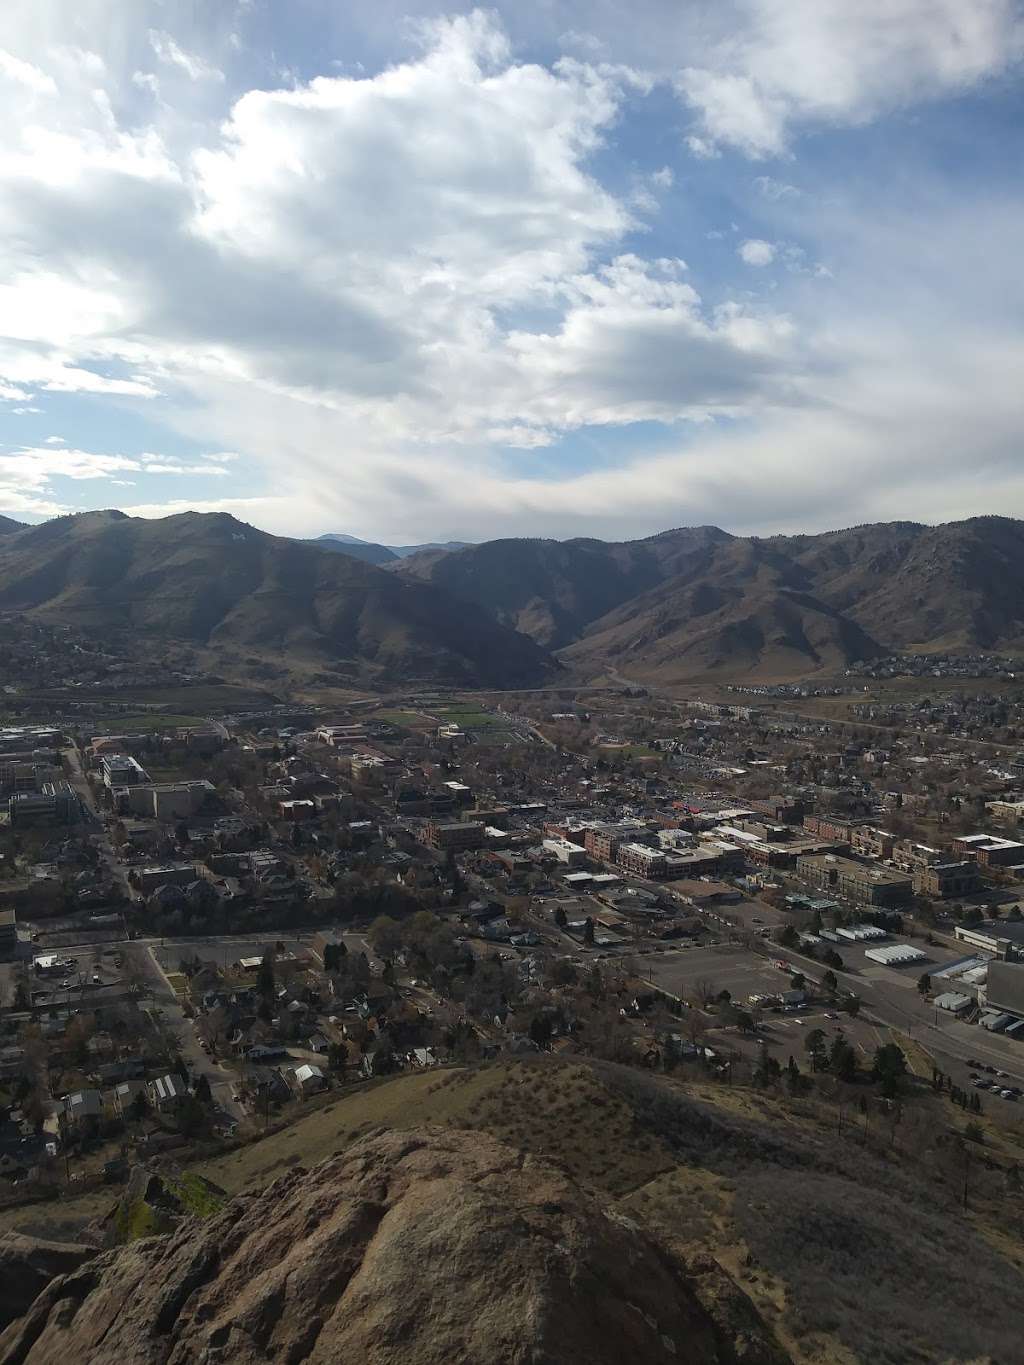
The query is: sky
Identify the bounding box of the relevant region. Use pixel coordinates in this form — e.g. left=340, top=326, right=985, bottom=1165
left=1, top=0, right=1023, bottom=544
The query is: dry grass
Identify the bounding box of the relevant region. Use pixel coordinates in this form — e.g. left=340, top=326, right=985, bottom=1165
left=196, top=1058, right=677, bottom=1198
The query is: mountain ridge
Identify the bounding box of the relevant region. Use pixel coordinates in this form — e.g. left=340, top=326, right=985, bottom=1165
left=4, top=510, right=1024, bottom=683
left=303, top=533, right=473, bottom=566
left=393, top=515, right=1024, bottom=681
left=0, top=511, right=555, bottom=687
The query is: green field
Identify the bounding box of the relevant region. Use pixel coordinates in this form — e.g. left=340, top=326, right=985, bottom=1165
left=373, top=709, right=432, bottom=727
left=433, top=706, right=502, bottom=728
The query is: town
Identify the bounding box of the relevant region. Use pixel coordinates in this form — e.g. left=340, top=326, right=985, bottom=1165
left=4, top=676, right=1024, bottom=1206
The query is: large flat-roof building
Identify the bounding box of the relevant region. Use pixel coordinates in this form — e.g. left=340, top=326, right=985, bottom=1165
left=616, top=842, right=669, bottom=879
left=101, top=754, right=150, bottom=788
left=8, top=781, right=79, bottom=827
left=425, top=821, right=485, bottom=852
left=984, top=961, right=1024, bottom=1018
left=953, top=834, right=1024, bottom=868
left=543, top=837, right=588, bottom=868
left=796, top=853, right=913, bottom=908
left=913, top=860, right=982, bottom=899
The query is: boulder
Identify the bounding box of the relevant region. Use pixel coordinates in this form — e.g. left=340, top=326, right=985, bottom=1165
left=0, top=1232, right=95, bottom=1330
left=0, top=1128, right=788, bottom=1364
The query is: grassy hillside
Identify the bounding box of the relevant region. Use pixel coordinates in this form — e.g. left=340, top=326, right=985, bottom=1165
left=192, top=1058, right=1024, bottom=1365
left=5, top=1055, right=1024, bottom=1362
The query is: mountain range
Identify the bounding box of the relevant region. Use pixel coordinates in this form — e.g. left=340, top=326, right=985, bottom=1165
left=1, top=510, right=1023, bottom=685
left=304, top=532, right=473, bottom=566
left=392, top=516, right=1024, bottom=683
left=0, top=511, right=550, bottom=688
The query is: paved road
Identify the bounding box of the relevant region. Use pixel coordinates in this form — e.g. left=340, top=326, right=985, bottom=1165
left=136, top=944, right=246, bottom=1123
left=757, top=937, right=1024, bottom=1086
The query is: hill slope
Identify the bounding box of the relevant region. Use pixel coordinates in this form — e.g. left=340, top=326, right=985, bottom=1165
left=0, top=511, right=554, bottom=687
left=11, top=1056, right=1022, bottom=1365
left=562, top=537, right=885, bottom=682
left=0, top=515, right=24, bottom=535
left=395, top=527, right=733, bottom=648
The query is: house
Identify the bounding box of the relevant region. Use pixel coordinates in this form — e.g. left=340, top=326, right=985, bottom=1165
left=113, top=1079, right=146, bottom=1115
left=63, top=1088, right=104, bottom=1129
left=292, top=1063, right=326, bottom=1096
left=148, top=1073, right=187, bottom=1112
left=247, top=1067, right=291, bottom=1106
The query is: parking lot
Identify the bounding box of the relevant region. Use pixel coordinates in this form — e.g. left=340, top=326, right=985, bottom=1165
left=643, top=944, right=798, bottom=1006
left=29, top=947, right=123, bottom=1004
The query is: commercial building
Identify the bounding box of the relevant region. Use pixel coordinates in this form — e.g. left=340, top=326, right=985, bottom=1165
left=983, top=961, right=1024, bottom=1018
left=893, top=839, right=943, bottom=872
left=542, top=838, right=588, bottom=867
left=850, top=826, right=896, bottom=860
left=583, top=821, right=653, bottom=862
left=9, top=781, right=79, bottom=827
left=864, top=943, right=927, bottom=966
left=616, top=842, right=669, bottom=879
left=913, top=861, right=982, bottom=899
left=803, top=814, right=862, bottom=842
left=101, top=754, right=149, bottom=788
left=953, top=834, right=1024, bottom=868
left=131, top=862, right=196, bottom=893
left=955, top=921, right=1024, bottom=957
left=986, top=800, right=1024, bottom=827
left=114, top=780, right=214, bottom=821
left=796, top=853, right=913, bottom=908
left=425, top=821, right=485, bottom=852
left=749, top=795, right=804, bottom=824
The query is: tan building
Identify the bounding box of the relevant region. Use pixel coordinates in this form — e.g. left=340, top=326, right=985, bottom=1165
left=986, top=800, right=1024, bottom=827
left=913, top=861, right=982, bottom=899
left=797, top=853, right=912, bottom=908
left=850, top=826, right=896, bottom=860
left=892, top=839, right=943, bottom=872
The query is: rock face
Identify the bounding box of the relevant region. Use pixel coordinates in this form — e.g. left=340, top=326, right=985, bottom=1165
left=0, top=1233, right=95, bottom=1330
left=0, top=1129, right=786, bottom=1365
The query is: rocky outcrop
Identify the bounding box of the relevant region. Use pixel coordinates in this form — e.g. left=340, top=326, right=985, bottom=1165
left=0, top=1128, right=788, bottom=1364
left=0, top=1232, right=95, bottom=1330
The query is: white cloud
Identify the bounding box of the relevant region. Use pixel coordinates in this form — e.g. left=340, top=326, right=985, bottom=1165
left=675, top=0, right=1024, bottom=157
left=739, top=238, right=776, bottom=266
left=0, top=48, right=57, bottom=96
left=754, top=175, right=799, bottom=200
left=118, top=495, right=273, bottom=519
left=0, top=4, right=1022, bottom=544
left=44, top=435, right=65, bottom=444
left=148, top=30, right=223, bottom=82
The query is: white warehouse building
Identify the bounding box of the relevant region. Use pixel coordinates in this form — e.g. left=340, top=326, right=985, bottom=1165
left=865, top=943, right=928, bottom=967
